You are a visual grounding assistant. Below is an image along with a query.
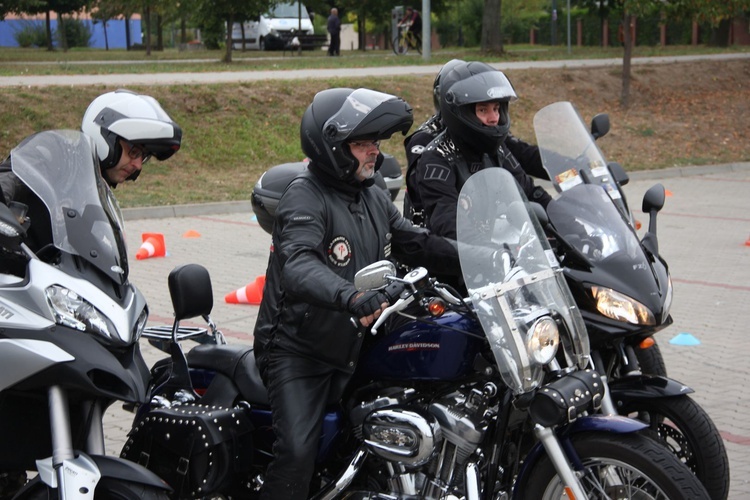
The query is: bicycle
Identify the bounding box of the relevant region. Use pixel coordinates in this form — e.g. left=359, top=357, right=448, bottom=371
left=392, top=23, right=422, bottom=55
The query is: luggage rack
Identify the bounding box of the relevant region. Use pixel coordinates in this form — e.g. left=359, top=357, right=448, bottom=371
left=142, top=325, right=226, bottom=352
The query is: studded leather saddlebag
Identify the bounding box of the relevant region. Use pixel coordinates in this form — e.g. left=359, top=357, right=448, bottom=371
left=121, top=403, right=253, bottom=498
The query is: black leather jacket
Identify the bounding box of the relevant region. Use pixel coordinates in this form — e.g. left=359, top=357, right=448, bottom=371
left=415, top=131, right=552, bottom=240
left=253, top=166, right=460, bottom=372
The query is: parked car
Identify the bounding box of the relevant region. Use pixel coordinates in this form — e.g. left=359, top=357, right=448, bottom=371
left=231, top=1, right=314, bottom=51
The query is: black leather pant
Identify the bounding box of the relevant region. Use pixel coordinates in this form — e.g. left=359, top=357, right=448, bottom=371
left=257, top=345, right=351, bottom=500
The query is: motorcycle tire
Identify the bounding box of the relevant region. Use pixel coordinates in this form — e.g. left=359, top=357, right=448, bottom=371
left=620, top=394, right=729, bottom=500
left=19, top=477, right=169, bottom=499
left=635, top=340, right=668, bottom=376
left=522, top=431, right=710, bottom=499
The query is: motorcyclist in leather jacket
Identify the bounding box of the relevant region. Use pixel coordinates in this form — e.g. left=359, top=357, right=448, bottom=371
left=414, top=61, right=552, bottom=241
left=404, top=61, right=549, bottom=227
left=252, top=87, right=464, bottom=500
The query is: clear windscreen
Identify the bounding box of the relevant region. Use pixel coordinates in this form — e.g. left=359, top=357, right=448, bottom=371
left=456, top=168, right=589, bottom=394
left=11, top=130, right=129, bottom=284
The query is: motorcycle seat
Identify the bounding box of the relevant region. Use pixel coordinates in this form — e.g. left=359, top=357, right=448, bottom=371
left=187, top=344, right=269, bottom=405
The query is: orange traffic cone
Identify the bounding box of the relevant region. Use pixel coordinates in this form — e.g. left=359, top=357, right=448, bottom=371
left=745, top=235, right=750, bottom=247
left=225, top=275, right=265, bottom=305
left=136, top=233, right=167, bottom=260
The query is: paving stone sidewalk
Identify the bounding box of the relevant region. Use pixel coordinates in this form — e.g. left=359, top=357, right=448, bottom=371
left=105, top=162, right=750, bottom=498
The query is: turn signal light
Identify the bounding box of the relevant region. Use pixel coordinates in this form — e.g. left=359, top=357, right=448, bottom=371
left=639, top=337, right=655, bottom=349
left=428, top=298, right=446, bottom=317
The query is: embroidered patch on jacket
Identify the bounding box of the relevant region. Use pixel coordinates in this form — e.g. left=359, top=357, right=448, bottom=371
left=411, top=144, right=425, bottom=155
left=423, top=164, right=451, bottom=182
left=328, top=236, right=352, bottom=267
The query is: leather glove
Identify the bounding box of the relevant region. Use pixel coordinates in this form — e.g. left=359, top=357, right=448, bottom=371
left=348, top=290, right=389, bottom=318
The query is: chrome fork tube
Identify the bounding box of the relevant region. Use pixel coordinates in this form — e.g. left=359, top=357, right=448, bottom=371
left=49, top=385, right=74, bottom=500
left=534, top=425, right=588, bottom=500
left=83, top=400, right=106, bottom=455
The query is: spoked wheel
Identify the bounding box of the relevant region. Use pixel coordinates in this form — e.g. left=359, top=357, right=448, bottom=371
left=620, top=395, right=729, bottom=500
left=392, top=36, right=408, bottom=55
left=523, top=432, right=710, bottom=499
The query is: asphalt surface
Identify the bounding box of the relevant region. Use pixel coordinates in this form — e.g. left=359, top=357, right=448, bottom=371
left=101, top=161, right=750, bottom=498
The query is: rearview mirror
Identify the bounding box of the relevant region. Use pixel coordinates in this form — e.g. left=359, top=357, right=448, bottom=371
left=355, top=260, right=396, bottom=291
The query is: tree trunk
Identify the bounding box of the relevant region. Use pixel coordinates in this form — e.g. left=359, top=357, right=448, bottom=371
left=145, top=5, right=152, bottom=56
left=125, top=14, right=131, bottom=50
left=45, top=11, right=54, bottom=51
left=180, top=16, right=187, bottom=44
left=223, top=15, right=234, bottom=63
left=103, top=20, right=109, bottom=50
left=481, top=0, right=503, bottom=54
left=358, top=15, right=366, bottom=51
left=157, top=14, right=163, bottom=50
left=58, top=13, right=68, bottom=52
left=620, top=13, right=635, bottom=108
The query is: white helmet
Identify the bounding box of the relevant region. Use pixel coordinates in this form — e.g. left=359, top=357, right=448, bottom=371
left=81, top=89, right=182, bottom=180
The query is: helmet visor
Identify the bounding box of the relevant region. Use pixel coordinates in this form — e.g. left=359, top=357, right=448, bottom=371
left=445, top=71, right=517, bottom=106
left=323, top=89, right=410, bottom=143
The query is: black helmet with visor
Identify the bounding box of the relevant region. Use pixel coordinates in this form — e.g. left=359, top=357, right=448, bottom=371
left=301, top=88, right=413, bottom=181
left=440, top=62, right=517, bottom=155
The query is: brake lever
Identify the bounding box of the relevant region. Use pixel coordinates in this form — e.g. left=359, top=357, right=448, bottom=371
left=371, top=295, right=415, bottom=335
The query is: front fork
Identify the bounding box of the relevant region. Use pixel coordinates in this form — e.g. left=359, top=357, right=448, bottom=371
left=35, top=386, right=101, bottom=499
left=534, top=425, right=588, bottom=500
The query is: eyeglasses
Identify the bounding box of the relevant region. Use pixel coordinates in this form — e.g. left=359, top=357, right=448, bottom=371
left=348, top=140, right=381, bottom=150
left=124, top=141, right=152, bottom=164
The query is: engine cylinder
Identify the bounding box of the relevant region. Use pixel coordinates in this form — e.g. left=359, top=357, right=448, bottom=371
left=362, top=407, right=441, bottom=467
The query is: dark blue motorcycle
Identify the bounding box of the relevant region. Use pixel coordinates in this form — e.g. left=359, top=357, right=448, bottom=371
left=122, top=168, right=708, bottom=499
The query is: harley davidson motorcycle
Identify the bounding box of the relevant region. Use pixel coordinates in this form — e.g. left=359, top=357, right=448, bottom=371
left=121, top=166, right=708, bottom=499
left=535, top=101, right=729, bottom=500
left=0, top=130, right=171, bottom=498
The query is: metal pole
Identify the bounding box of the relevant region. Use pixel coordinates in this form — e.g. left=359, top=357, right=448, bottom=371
left=422, top=0, right=430, bottom=60
left=567, top=0, right=571, bottom=54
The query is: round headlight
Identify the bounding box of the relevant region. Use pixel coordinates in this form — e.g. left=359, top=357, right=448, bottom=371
left=527, top=317, right=559, bottom=364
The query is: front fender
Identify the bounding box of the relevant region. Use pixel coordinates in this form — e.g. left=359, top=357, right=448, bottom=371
left=16, top=454, right=171, bottom=498
left=512, top=415, right=646, bottom=499
left=608, top=374, right=694, bottom=407
left=91, top=455, right=172, bottom=491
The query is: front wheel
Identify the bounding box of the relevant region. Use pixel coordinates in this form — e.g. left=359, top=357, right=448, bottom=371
left=621, top=395, right=729, bottom=500
left=523, top=431, right=710, bottom=499
left=392, top=35, right=408, bottom=55
left=19, top=477, right=169, bottom=499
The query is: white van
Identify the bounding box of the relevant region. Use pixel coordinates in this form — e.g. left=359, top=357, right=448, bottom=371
left=232, top=2, right=314, bottom=50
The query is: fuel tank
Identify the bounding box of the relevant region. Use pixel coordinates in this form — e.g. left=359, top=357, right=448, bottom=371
left=360, top=312, right=483, bottom=381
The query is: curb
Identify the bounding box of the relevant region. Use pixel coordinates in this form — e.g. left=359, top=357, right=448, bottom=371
left=121, top=161, right=750, bottom=221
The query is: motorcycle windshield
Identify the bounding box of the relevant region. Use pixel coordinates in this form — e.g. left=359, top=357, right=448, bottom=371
left=10, top=130, right=129, bottom=284
left=534, top=101, right=622, bottom=199
left=546, top=183, right=647, bottom=267
left=457, top=168, right=589, bottom=395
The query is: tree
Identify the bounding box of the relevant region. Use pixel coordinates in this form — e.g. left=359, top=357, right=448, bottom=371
left=612, top=0, right=750, bottom=107
left=481, top=0, right=502, bottom=53
left=670, top=0, right=750, bottom=46
left=194, top=0, right=269, bottom=62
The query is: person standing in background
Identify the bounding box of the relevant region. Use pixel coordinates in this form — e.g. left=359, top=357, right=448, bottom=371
left=327, top=7, right=341, bottom=56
